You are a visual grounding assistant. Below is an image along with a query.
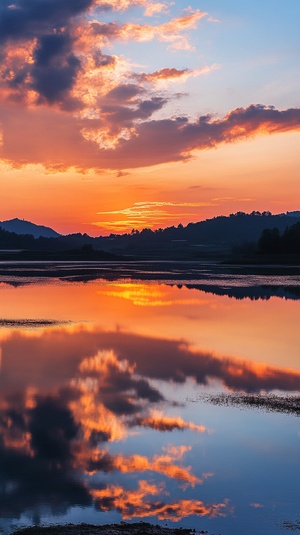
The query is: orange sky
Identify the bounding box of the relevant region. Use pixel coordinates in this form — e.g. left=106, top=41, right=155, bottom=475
left=0, top=1, right=299, bottom=235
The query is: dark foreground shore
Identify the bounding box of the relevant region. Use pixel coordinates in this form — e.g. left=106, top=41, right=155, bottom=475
left=14, top=522, right=199, bottom=535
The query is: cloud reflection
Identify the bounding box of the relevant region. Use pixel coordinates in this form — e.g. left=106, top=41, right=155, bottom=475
left=92, top=480, right=228, bottom=521
left=1, top=324, right=299, bottom=522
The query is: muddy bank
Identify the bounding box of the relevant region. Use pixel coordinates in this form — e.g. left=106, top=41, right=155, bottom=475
left=14, top=522, right=200, bottom=535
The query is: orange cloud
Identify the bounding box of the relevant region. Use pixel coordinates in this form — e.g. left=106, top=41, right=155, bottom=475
left=136, top=65, right=220, bottom=85
left=106, top=445, right=207, bottom=488
left=136, top=410, right=207, bottom=433
left=89, top=9, right=206, bottom=50
left=114, top=452, right=202, bottom=487
left=1, top=103, right=299, bottom=172
left=92, top=480, right=228, bottom=520
left=1, top=1, right=296, bottom=174
left=95, top=200, right=217, bottom=231
left=94, top=0, right=168, bottom=15
left=70, top=386, right=127, bottom=443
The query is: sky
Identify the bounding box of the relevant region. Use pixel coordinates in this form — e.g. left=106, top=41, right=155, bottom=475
left=0, top=0, right=299, bottom=235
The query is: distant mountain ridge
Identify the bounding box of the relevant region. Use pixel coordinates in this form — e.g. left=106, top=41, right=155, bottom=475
left=0, top=218, right=60, bottom=238
left=1, top=212, right=300, bottom=260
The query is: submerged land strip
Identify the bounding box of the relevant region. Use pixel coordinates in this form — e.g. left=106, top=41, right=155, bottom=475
left=196, top=393, right=300, bottom=417
left=0, top=319, right=71, bottom=328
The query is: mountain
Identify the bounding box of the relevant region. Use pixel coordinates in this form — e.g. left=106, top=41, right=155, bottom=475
left=1, top=212, right=300, bottom=260
left=286, top=211, right=300, bottom=218
left=0, top=218, right=60, bottom=238
left=93, top=211, right=300, bottom=258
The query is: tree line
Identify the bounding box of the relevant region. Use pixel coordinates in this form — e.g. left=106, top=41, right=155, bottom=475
left=258, top=222, right=300, bottom=254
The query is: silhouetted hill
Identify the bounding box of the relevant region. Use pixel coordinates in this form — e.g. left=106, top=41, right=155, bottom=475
left=1, top=212, right=300, bottom=260
left=257, top=221, right=300, bottom=255
left=93, top=212, right=300, bottom=258
left=0, top=218, right=60, bottom=238
left=286, top=211, right=300, bottom=218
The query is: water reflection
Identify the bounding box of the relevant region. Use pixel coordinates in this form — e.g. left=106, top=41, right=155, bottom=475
left=0, top=275, right=300, bottom=534
left=0, top=260, right=300, bottom=301
left=0, top=326, right=230, bottom=528
left=0, top=325, right=300, bottom=530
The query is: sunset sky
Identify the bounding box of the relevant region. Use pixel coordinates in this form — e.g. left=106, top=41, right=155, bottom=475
left=0, top=0, right=299, bottom=235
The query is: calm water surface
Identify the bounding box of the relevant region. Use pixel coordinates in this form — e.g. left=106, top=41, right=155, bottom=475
left=0, top=263, right=300, bottom=534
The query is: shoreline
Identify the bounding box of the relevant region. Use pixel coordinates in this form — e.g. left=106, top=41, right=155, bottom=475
left=14, top=522, right=199, bottom=535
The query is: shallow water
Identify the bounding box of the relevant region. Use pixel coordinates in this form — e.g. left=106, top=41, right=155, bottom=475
left=0, top=263, right=300, bottom=534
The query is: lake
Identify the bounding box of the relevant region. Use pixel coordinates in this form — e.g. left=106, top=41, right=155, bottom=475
left=0, top=262, right=300, bottom=535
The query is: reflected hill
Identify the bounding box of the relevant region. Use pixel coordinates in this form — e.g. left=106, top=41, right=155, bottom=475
left=0, top=260, right=299, bottom=300
left=183, top=283, right=300, bottom=300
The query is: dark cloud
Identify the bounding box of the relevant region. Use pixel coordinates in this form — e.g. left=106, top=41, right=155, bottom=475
left=0, top=0, right=93, bottom=43
left=89, top=429, right=112, bottom=445
left=101, top=393, right=141, bottom=415
left=0, top=394, right=90, bottom=520
left=94, top=51, right=116, bottom=67
left=85, top=451, right=116, bottom=474
left=106, top=83, right=145, bottom=101
left=100, top=97, right=167, bottom=129
left=0, top=0, right=94, bottom=104
left=31, top=33, right=81, bottom=104
left=93, top=3, right=115, bottom=13
left=0, top=442, right=91, bottom=519
left=0, top=402, right=25, bottom=424
left=90, top=20, right=120, bottom=38
left=29, top=396, right=79, bottom=462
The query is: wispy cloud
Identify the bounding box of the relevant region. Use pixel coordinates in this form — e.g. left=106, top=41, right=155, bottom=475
left=98, top=200, right=216, bottom=216
left=134, top=64, right=220, bottom=85
left=95, top=200, right=217, bottom=231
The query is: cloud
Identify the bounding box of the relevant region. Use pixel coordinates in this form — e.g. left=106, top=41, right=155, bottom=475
left=0, top=0, right=94, bottom=44
left=1, top=103, right=299, bottom=171
left=0, top=2, right=206, bottom=112
left=92, top=480, right=228, bottom=521
left=89, top=8, right=206, bottom=50
left=0, top=392, right=91, bottom=520
left=5, top=3, right=296, bottom=172
left=135, top=64, right=220, bottom=85
left=0, top=442, right=91, bottom=519
left=94, top=0, right=168, bottom=16
left=31, top=33, right=81, bottom=106
left=106, top=83, right=145, bottom=101
left=29, top=396, right=79, bottom=463
left=113, top=448, right=203, bottom=487
left=1, top=3, right=298, bottom=173
left=2, top=327, right=300, bottom=404
left=0, top=0, right=95, bottom=105
left=207, top=16, right=221, bottom=23
left=95, top=200, right=217, bottom=229
left=78, top=349, right=164, bottom=416
left=96, top=104, right=300, bottom=168
left=132, top=410, right=207, bottom=433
